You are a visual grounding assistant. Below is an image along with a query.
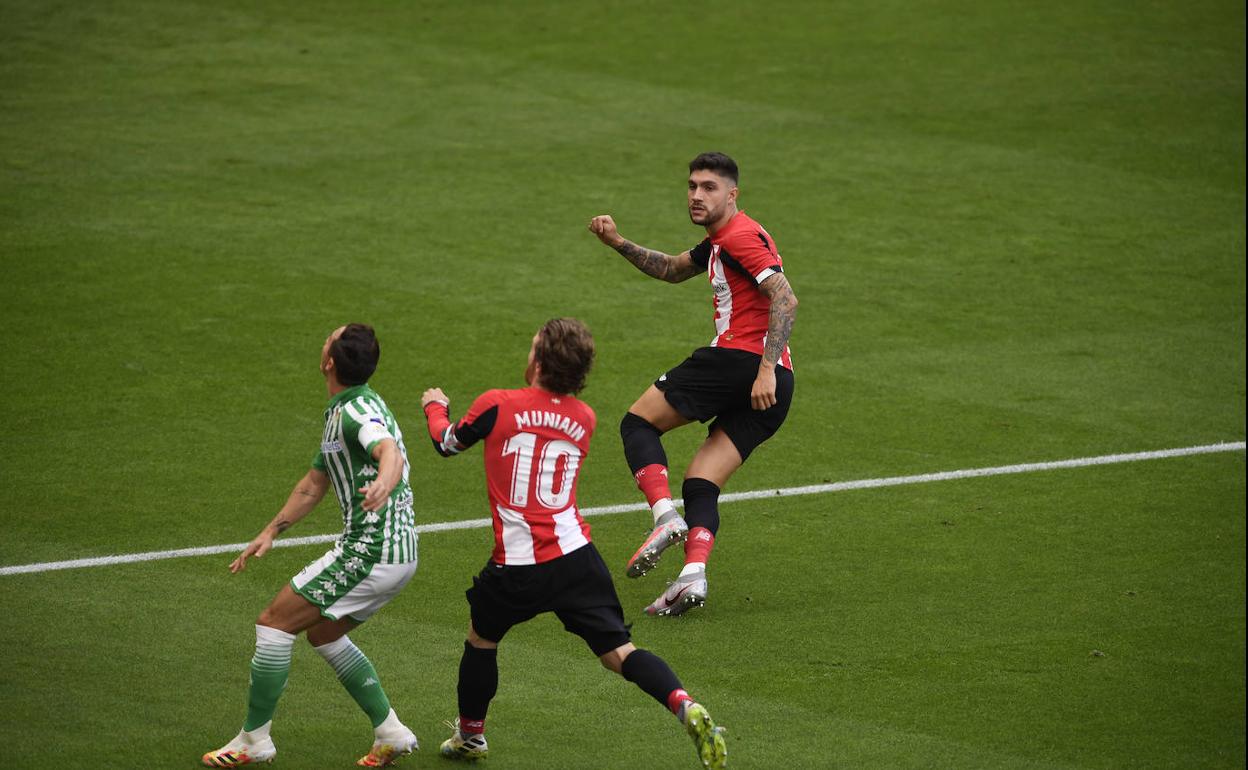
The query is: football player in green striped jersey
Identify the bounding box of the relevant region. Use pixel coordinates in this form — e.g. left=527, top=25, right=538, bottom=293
left=203, top=324, right=420, bottom=769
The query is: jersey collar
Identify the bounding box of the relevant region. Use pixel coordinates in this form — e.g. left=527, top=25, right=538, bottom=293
left=327, top=383, right=372, bottom=408
left=709, top=209, right=744, bottom=241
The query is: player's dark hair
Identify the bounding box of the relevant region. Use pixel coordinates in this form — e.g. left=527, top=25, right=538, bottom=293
left=330, top=323, right=380, bottom=386
left=689, top=151, right=739, bottom=185
left=534, top=318, right=595, bottom=395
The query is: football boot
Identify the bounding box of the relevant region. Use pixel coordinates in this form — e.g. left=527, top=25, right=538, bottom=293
left=202, top=731, right=276, bottom=767
left=357, top=728, right=419, bottom=767
left=626, top=511, right=689, bottom=578
left=683, top=702, right=728, bottom=769
left=439, top=719, right=489, bottom=762
left=644, top=568, right=708, bottom=616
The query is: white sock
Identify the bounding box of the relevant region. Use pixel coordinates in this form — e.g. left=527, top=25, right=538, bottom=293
left=679, top=562, right=705, bottom=578
left=652, top=497, right=676, bottom=524
left=373, top=708, right=408, bottom=739
left=312, top=634, right=354, bottom=664
left=241, top=720, right=272, bottom=742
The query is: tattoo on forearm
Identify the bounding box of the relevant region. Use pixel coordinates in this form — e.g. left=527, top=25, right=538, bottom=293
left=615, top=240, right=675, bottom=280
left=760, top=276, right=798, bottom=365
left=275, top=519, right=292, bottom=534
left=614, top=240, right=701, bottom=283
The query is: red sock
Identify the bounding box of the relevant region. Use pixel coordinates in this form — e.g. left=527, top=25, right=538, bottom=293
left=684, top=527, right=715, bottom=565
left=458, top=717, right=485, bottom=735
left=666, top=688, right=693, bottom=716
left=633, top=463, right=673, bottom=507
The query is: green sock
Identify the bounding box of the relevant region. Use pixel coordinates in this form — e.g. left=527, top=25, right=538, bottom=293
left=315, top=635, right=392, bottom=728
left=243, top=625, right=296, bottom=731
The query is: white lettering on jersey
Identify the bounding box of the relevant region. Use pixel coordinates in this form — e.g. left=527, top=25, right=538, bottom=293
left=513, top=410, right=586, bottom=442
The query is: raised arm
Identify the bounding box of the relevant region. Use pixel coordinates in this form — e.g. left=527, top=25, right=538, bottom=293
left=422, top=388, right=466, bottom=456
left=230, top=468, right=330, bottom=573
left=750, top=272, right=799, bottom=411
left=422, top=387, right=498, bottom=457
left=588, top=214, right=703, bottom=283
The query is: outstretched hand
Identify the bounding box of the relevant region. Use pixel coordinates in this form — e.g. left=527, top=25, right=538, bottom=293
left=588, top=215, right=625, bottom=248
left=230, top=531, right=275, bottom=574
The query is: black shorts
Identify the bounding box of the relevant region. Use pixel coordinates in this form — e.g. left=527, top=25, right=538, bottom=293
left=466, top=543, right=631, bottom=656
left=655, top=346, right=794, bottom=461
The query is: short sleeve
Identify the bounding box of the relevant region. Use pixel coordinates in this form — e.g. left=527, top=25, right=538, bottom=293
left=688, top=238, right=713, bottom=269
left=724, top=227, right=784, bottom=285
left=312, top=450, right=327, bottom=471
left=342, top=399, right=394, bottom=454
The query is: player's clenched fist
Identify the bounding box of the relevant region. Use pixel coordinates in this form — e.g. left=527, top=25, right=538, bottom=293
left=588, top=215, right=625, bottom=248
left=421, top=387, right=449, bottom=409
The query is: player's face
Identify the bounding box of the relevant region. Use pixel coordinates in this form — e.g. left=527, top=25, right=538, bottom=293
left=688, top=170, right=737, bottom=227
left=320, top=326, right=346, bottom=378
left=524, top=332, right=540, bottom=386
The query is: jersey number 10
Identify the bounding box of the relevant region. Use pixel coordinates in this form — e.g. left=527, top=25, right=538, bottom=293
left=501, top=432, right=582, bottom=510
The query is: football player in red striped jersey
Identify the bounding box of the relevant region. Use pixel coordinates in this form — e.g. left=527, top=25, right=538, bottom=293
left=421, top=318, right=727, bottom=768
left=589, top=152, right=798, bottom=616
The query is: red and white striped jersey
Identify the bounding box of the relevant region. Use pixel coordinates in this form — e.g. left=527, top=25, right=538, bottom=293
left=424, top=386, right=597, bottom=565
left=689, top=211, right=793, bottom=370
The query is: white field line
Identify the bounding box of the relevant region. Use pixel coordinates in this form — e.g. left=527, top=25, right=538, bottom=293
left=2, top=441, right=1242, bottom=578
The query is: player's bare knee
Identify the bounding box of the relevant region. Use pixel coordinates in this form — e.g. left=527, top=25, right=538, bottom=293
left=256, top=607, right=279, bottom=628
left=599, top=642, right=635, bottom=674
left=467, top=625, right=499, bottom=650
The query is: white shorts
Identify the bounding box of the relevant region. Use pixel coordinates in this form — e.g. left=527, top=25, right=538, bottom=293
left=290, top=545, right=418, bottom=622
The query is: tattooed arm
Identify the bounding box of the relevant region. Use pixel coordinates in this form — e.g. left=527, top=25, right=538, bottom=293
left=230, top=469, right=330, bottom=573
left=588, top=214, right=703, bottom=283
left=750, top=273, right=799, bottom=411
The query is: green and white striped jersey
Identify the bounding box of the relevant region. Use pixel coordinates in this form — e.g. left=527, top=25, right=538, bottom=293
left=312, top=384, right=417, bottom=564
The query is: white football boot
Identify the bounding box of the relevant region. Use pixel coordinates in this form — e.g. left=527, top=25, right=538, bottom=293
left=626, top=511, right=689, bottom=578
left=439, top=719, right=489, bottom=762
left=357, top=726, right=419, bottom=767
left=202, top=729, right=276, bottom=766
left=644, top=567, right=708, bottom=616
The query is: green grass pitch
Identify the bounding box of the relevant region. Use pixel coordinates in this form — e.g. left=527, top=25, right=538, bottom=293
left=1, top=1, right=1243, bottom=768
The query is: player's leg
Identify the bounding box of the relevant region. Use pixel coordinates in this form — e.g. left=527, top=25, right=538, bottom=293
left=601, top=644, right=728, bottom=769
left=622, top=386, right=694, bottom=577
left=306, top=559, right=420, bottom=767
left=647, top=365, right=794, bottom=617
left=623, top=385, right=690, bottom=517
left=440, top=622, right=497, bottom=762
left=203, top=585, right=323, bottom=766
left=644, top=430, right=739, bottom=618
left=442, top=561, right=530, bottom=762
